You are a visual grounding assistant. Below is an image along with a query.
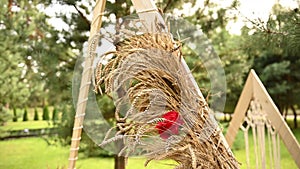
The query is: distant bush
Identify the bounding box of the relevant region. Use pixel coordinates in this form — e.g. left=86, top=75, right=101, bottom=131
left=52, top=107, right=58, bottom=123
left=55, top=102, right=113, bottom=158
left=23, top=108, right=29, bottom=121
left=0, top=105, right=11, bottom=125
left=34, top=108, right=39, bottom=121
left=58, top=105, right=74, bottom=144
left=12, top=107, right=18, bottom=122
left=42, top=106, right=50, bottom=121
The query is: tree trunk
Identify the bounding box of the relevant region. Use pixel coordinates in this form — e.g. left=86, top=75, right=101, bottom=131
left=8, top=0, right=12, bottom=13
left=290, top=105, right=298, bottom=128
left=115, top=84, right=126, bottom=169
left=284, top=106, right=288, bottom=121
left=114, top=154, right=125, bottom=169
left=114, top=127, right=125, bottom=169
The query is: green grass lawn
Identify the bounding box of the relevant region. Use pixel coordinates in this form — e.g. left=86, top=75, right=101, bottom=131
left=0, top=129, right=299, bottom=169
left=1, top=121, right=54, bottom=131
left=0, top=137, right=176, bottom=169
left=1, top=107, right=56, bottom=132
left=231, top=128, right=300, bottom=169
left=1, top=111, right=299, bottom=169
left=0, top=138, right=68, bottom=169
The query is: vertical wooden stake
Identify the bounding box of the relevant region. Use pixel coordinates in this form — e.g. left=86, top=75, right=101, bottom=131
left=68, top=0, right=106, bottom=169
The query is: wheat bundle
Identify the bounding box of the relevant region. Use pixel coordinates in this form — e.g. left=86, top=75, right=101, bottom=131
left=94, top=32, right=239, bottom=169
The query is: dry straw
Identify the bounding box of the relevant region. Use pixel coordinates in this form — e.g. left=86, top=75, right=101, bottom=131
left=94, top=31, right=239, bottom=168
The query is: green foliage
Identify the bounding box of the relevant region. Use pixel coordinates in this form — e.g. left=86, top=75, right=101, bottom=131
left=241, top=4, right=300, bottom=112
left=58, top=104, right=75, bottom=145
left=2, top=121, right=53, bottom=131
left=42, top=106, right=50, bottom=121
left=22, top=108, right=29, bottom=121
left=12, top=107, right=18, bottom=122
left=0, top=0, right=77, bottom=107
left=97, top=95, right=115, bottom=120
left=0, top=105, right=11, bottom=126
left=80, top=132, right=113, bottom=157
left=33, top=108, right=39, bottom=121
left=52, top=107, right=58, bottom=123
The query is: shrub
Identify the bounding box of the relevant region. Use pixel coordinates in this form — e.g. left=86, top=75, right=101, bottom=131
left=52, top=107, right=58, bottom=123
left=12, top=107, right=18, bottom=122
left=0, top=105, right=11, bottom=125
left=34, top=108, right=39, bottom=121
left=23, top=108, right=29, bottom=121
left=42, top=106, right=50, bottom=121
left=58, top=104, right=75, bottom=145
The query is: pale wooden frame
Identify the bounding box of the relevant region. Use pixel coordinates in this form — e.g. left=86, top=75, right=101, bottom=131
left=225, top=69, right=300, bottom=168
left=68, top=1, right=106, bottom=168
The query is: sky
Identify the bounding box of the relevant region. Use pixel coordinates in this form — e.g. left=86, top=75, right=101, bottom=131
left=228, top=0, right=298, bottom=34
left=174, top=0, right=298, bottom=35
left=42, top=0, right=299, bottom=34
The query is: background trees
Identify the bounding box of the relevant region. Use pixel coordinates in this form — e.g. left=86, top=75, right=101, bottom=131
left=0, top=0, right=76, bottom=109
left=0, top=0, right=299, bottom=158
left=240, top=4, right=300, bottom=127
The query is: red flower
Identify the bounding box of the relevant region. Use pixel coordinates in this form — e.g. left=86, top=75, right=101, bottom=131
left=155, top=110, right=183, bottom=139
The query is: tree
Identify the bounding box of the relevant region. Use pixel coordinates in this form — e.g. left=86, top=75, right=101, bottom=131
left=42, top=106, right=50, bottom=121
left=58, top=104, right=75, bottom=145
left=52, top=107, right=58, bottom=123
left=23, top=108, right=29, bottom=121
left=34, top=108, right=39, bottom=121
left=12, top=107, right=18, bottom=122
left=240, top=3, right=300, bottom=127
left=0, top=104, right=11, bottom=126
left=0, top=0, right=77, bottom=108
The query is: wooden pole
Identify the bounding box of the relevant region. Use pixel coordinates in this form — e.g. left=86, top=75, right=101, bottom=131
left=68, top=0, right=106, bottom=169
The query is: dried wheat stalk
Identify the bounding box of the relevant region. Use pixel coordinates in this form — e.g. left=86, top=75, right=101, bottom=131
left=95, top=32, right=239, bottom=169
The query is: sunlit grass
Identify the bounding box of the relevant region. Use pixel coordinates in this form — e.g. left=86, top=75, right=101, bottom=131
left=1, top=121, right=54, bottom=131
left=0, top=138, right=68, bottom=169
left=1, top=132, right=299, bottom=169
left=1, top=119, right=299, bottom=169
left=231, top=128, right=300, bottom=169
left=0, top=138, right=175, bottom=169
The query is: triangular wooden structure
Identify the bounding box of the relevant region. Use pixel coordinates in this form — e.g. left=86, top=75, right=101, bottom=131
left=68, top=0, right=234, bottom=169
left=225, top=69, right=300, bottom=168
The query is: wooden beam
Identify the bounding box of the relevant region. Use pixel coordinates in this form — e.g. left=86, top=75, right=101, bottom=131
left=90, top=0, right=106, bottom=38
left=225, top=70, right=253, bottom=147
left=68, top=1, right=106, bottom=169
left=131, top=0, right=167, bottom=32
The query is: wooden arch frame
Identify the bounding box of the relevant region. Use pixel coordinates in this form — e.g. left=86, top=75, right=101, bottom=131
left=225, top=69, right=300, bottom=168
left=68, top=0, right=234, bottom=168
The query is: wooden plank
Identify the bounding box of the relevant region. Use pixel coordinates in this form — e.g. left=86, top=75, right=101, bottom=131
left=225, top=70, right=253, bottom=147
left=90, top=0, right=106, bottom=38
left=251, top=70, right=300, bottom=168
left=68, top=0, right=106, bottom=169
left=131, top=0, right=166, bottom=32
